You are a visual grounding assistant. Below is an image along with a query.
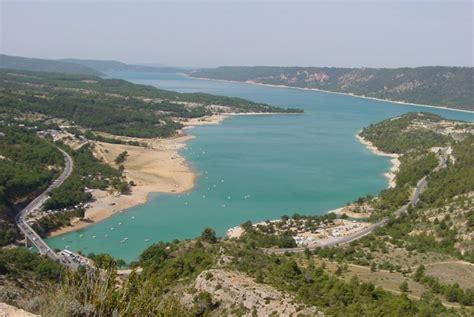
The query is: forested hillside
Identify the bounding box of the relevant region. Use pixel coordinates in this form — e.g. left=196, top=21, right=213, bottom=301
left=61, top=58, right=183, bottom=73
left=0, top=54, right=103, bottom=76
left=0, top=70, right=301, bottom=138
left=357, top=113, right=473, bottom=221
left=189, top=66, right=474, bottom=111
left=0, top=127, right=64, bottom=245
left=0, top=125, right=132, bottom=245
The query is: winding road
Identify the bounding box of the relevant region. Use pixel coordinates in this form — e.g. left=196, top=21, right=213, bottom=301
left=15, top=147, right=74, bottom=261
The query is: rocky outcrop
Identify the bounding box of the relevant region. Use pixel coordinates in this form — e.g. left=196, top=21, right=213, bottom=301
left=0, top=303, right=38, bottom=317
left=192, top=269, right=322, bottom=316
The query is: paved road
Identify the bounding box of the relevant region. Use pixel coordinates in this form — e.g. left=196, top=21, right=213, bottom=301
left=265, top=148, right=447, bottom=254
left=15, top=148, right=74, bottom=261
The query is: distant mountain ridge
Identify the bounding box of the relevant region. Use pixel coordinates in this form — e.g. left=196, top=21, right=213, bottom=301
left=0, top=54, right=183, bottom=76
left=61, top=58, right=184, bottom=73
left=0, top=54, right=103, bottom=76
left=189, top=66, right=474, bottom=111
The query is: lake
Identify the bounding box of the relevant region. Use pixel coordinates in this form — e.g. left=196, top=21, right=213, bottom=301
left=46, top=72, right=474, bottom=262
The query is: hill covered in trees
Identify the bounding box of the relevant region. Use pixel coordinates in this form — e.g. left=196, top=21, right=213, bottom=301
left=0, top=54, right=186, bottom=76
left=0, top=124, right=133, bottom=246
left=0, top=54, right=103, bottom=76
left=0, top=127, right=64, bottom=246
left=0, top=69, right=301, bottom=138
left=189, top=66, right=474, bottom=111
left=61, top=58, right=183, bottom=73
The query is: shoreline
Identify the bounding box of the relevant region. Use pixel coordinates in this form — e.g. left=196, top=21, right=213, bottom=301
left=331, top=208, right=371, bottom=220
left=48, top=134, right=197, bottom=237
left=355, top=132, right=400, bottom=188
left=328, top=132, right=400, bottom=218
left=185, top=74, right=474, bottom=114
left=225, top=131, right=400, bottom=238
left=48, top=73, right=413, bottom=238
left=48, top=112, right=295, bottom=237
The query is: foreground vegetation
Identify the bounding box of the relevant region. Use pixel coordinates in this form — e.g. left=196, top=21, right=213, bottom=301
left=1, top=231, right=470, bottom=316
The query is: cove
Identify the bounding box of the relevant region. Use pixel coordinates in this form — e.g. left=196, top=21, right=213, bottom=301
left=46, top=72, right=474, bottom=262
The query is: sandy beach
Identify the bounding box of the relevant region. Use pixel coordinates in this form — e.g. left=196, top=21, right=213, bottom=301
left=49, top=134, right=197, bottom=237
left=182, top=114, right=228, bottom=128
left=331, top=207, right=371, bottom=219
left=327, top=207, right=370, bottom=220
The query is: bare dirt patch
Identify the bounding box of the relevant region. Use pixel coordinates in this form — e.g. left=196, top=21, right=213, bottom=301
left=425, top=261, right=474, bottom=290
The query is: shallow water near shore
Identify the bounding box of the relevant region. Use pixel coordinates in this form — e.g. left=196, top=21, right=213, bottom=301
left=46, top=72, right=474, bottom=262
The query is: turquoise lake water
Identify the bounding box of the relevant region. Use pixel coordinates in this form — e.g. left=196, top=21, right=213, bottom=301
left=46, top=72, right=474, bottom=262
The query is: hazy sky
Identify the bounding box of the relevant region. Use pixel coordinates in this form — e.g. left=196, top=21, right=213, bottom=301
left=1, top=0, right=472, bottom=67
